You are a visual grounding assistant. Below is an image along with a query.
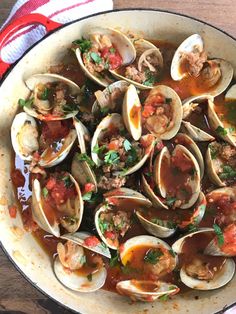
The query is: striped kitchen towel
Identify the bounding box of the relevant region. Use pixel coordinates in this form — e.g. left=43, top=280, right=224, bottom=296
left=1, top=0, right=113, bottom=64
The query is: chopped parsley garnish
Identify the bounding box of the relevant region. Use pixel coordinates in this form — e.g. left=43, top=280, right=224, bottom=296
left=209, top=144, right=218, bottom=160
left=98, top=218, right=109, bottom=234
left=62, top=103, right=78, bottom=113
left=73, top=37, right=92, bottom=53
left=87, top=273, right=93, bottom=282
left=77, top=153, right=96, bottom=168
left=90, top=52, right=102, bottom=64
left=216, top=126, right=227, bottom=136
left=219, top=165, right=236, bottom=180
left=188, top=223, right=198, bottom=233
left=100, top=106, right=109, bottom=114
left=144, top=248, right=163, bottom=264
left=144, top=171, right=152, bottom=177
left=151, top=218, right=176, bottom=229
left=123, top=139, right=132, bottom=152
left=213, top=223, right=224, bottom=246
left=79, top=255, right=87, bottom=265
left=109, top=47, right=116, bottom=54
left=143, top=70, right=156, bottom=86
left=109, top=254, right=119, bottom=267
left=18, top=98, right=34, bottom=108
left=165, top=98, right=172, bottom=104
left=42, top=187, right=48, bottom=198
left=62, top=175, right=73, bottom=188
left=40, top=87, right=49, bottom=100
left=166, top=197, right=177, bottom=207
left=159, top=294, right=169, bottom=301
left=92, top=143, right=106, bottom=155
left=121, top=263, right=139, bottom=274
left=125, top=146, right=138, bottom=167
left=104, top=150, right=120, bottom=164
left=82, top=192, right=93, bottom=201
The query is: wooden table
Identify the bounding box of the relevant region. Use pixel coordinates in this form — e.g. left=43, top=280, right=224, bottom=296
left=0, top=1, right=235, bottom=313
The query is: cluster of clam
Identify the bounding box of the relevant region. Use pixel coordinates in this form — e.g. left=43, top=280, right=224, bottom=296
left=10, top=28, right=236, bottom=302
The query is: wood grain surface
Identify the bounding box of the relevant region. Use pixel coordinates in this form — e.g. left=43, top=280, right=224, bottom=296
left=0, top=1, right=236, bottom=313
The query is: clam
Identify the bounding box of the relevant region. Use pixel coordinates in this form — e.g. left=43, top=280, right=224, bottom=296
left=11, top=112, right=77, bottom=167
left=73, top=117, right=90, bottom=154
left=206, top=141, right=236, bottom=187
left=91, top=113, right=155, bottom=175
left=171, top=34, right=233, bottom=96
left=54, top=232, right=109, bottom=292
left=75, top=27, right=136, bottom=87
left=142, top=85, right=182, bottom=140
left=111, top=38, right=163, bottom=90
left=122, top=84, right=142, bottom=141
left=154, top=144, right=201, bottom=209
left=171, top=34, right=204, bottom=81
left=208, top=87, right=236, bottom=146
left=172, top=228, right=235, bottom=290
left=95, top=188, right=151, bottom=250
left=32, top=172, right=83, bottom=237
left=23, top=73, right=81, bottom=120
left=174, top=133, right=204, bottom=179
left=92, top=80, right=129, bottom=116
left=116, top=235, right=178, bottom=301
left=116, top=280, right=179, bottom=302
left=182, top=95, right=215, bottom=142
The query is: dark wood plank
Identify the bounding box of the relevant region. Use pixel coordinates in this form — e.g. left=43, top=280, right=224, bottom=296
left=0, top=0, right=235, bottom=313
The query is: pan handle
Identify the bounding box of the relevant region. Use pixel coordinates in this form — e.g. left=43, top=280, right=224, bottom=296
left=0, top=13, right=62, bottom=79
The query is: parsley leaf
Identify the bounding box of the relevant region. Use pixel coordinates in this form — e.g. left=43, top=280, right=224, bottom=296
left=18, top=98, right=34, bottom=108
left=159, top=294, right=169, bottom=301
left=82, top=192, right=93, bottom=201
left=98, top=218, right=109, bottom=234
left=87, top=273, right=93, bottom=282
left=125, top=147, right=138, bottom=167
left=62, top=103, right=78, bottom=113
left=79, top=255, right=87, bottom=265
left=77, top=153, right=96, bottom=168
left=144, top=248, right=163, bottom=264
left=92, top=143, right=106, bottom=155
left=40, top=87, right=49, bottom=100
left=62, top=176, right=73, bottom=188
left=209, top=144, right=218, bottom=160
left=123, top=139, right=132, bottom=152
left=104, top=150, right=120, bottom=164
left=143, top=70, right=156, bottom=86
left=110, top=254, right=119, bottom=267
left=109, top=47, right=116, bottom=54
left=166, top=196, right=177, bottom=207
left=42, top=187, right=48, bottom=198
left=219, top=165, right=236, bottom=180
left=216, top=126, right=227, bottom=136
left=90, top=52, right=102, bottom=64
left=73, top=37, right=92, bottom=53
left=213, top=223, right=224, bottom=246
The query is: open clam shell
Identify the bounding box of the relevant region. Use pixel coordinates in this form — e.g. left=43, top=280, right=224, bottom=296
left=54, top=255, right=107, bottom=292
left=73, top=118, right=90, bottom=154
left=154, top=144, right=201, bottom=209
left=206, top=141, right=226, bottom=187
left=111, top=38, right=163, bottom=90
left=181, top=121, right=215, bottom=142
left=142, top=85, right=182, bottom=140
left=75, top=27, right=136, bottom=87
left=208, top=94, right=236, bottom=147
left=92, top=80, right=129, bottom=116
left=61, top=231, right=111, bottom=258
left=171, top=34, right=204, bottom=81
left=95, top=189, right=152, bottom=250
left=11, top=112, right=39, bottom=162
left=11, top=112, right=77, bottom=167
left=116, top=280, right=179, bottom=302
left=172, top=228, right=235, bottom=290
left=174, top=133, right=204, bottom=179
left=91, top=113, right=123, bottom=166
left=24, top=73, right=80, bottom=120
left=32, top=173, right=83, bottom=237
left=122, top=84, right=142, bottom=141
left=182, top=94, right=214, bottom=119
left=54, top=232, right=108, bottom=292
left=71, top=153, right=97, bottom=193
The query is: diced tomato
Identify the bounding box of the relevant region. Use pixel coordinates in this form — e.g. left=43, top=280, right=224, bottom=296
left=84, top=236, right=100, bottom=247
left=8, top=205, right=17, bottom=218
left=108, top=140, right=120, bottom=150
left=46, top=177, right=57, bottom=190
left=101, top=46, right=123, bottom=70
left=140, top=134, right=155, bottom=148
left=105, top=231, right=116, bottom=240
left=84, top=183, right=95, bottom=193
left=11, top=169, right=25, bottom=187
left=142, top=105, right=156, bottom=118
left=41, top=120, right=70, bottom=142
left=171, top=150, right=193, bottom=172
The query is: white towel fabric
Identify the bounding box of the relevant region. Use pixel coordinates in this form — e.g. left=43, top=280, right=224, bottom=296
left=1, top=0, right=113, bottom=64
